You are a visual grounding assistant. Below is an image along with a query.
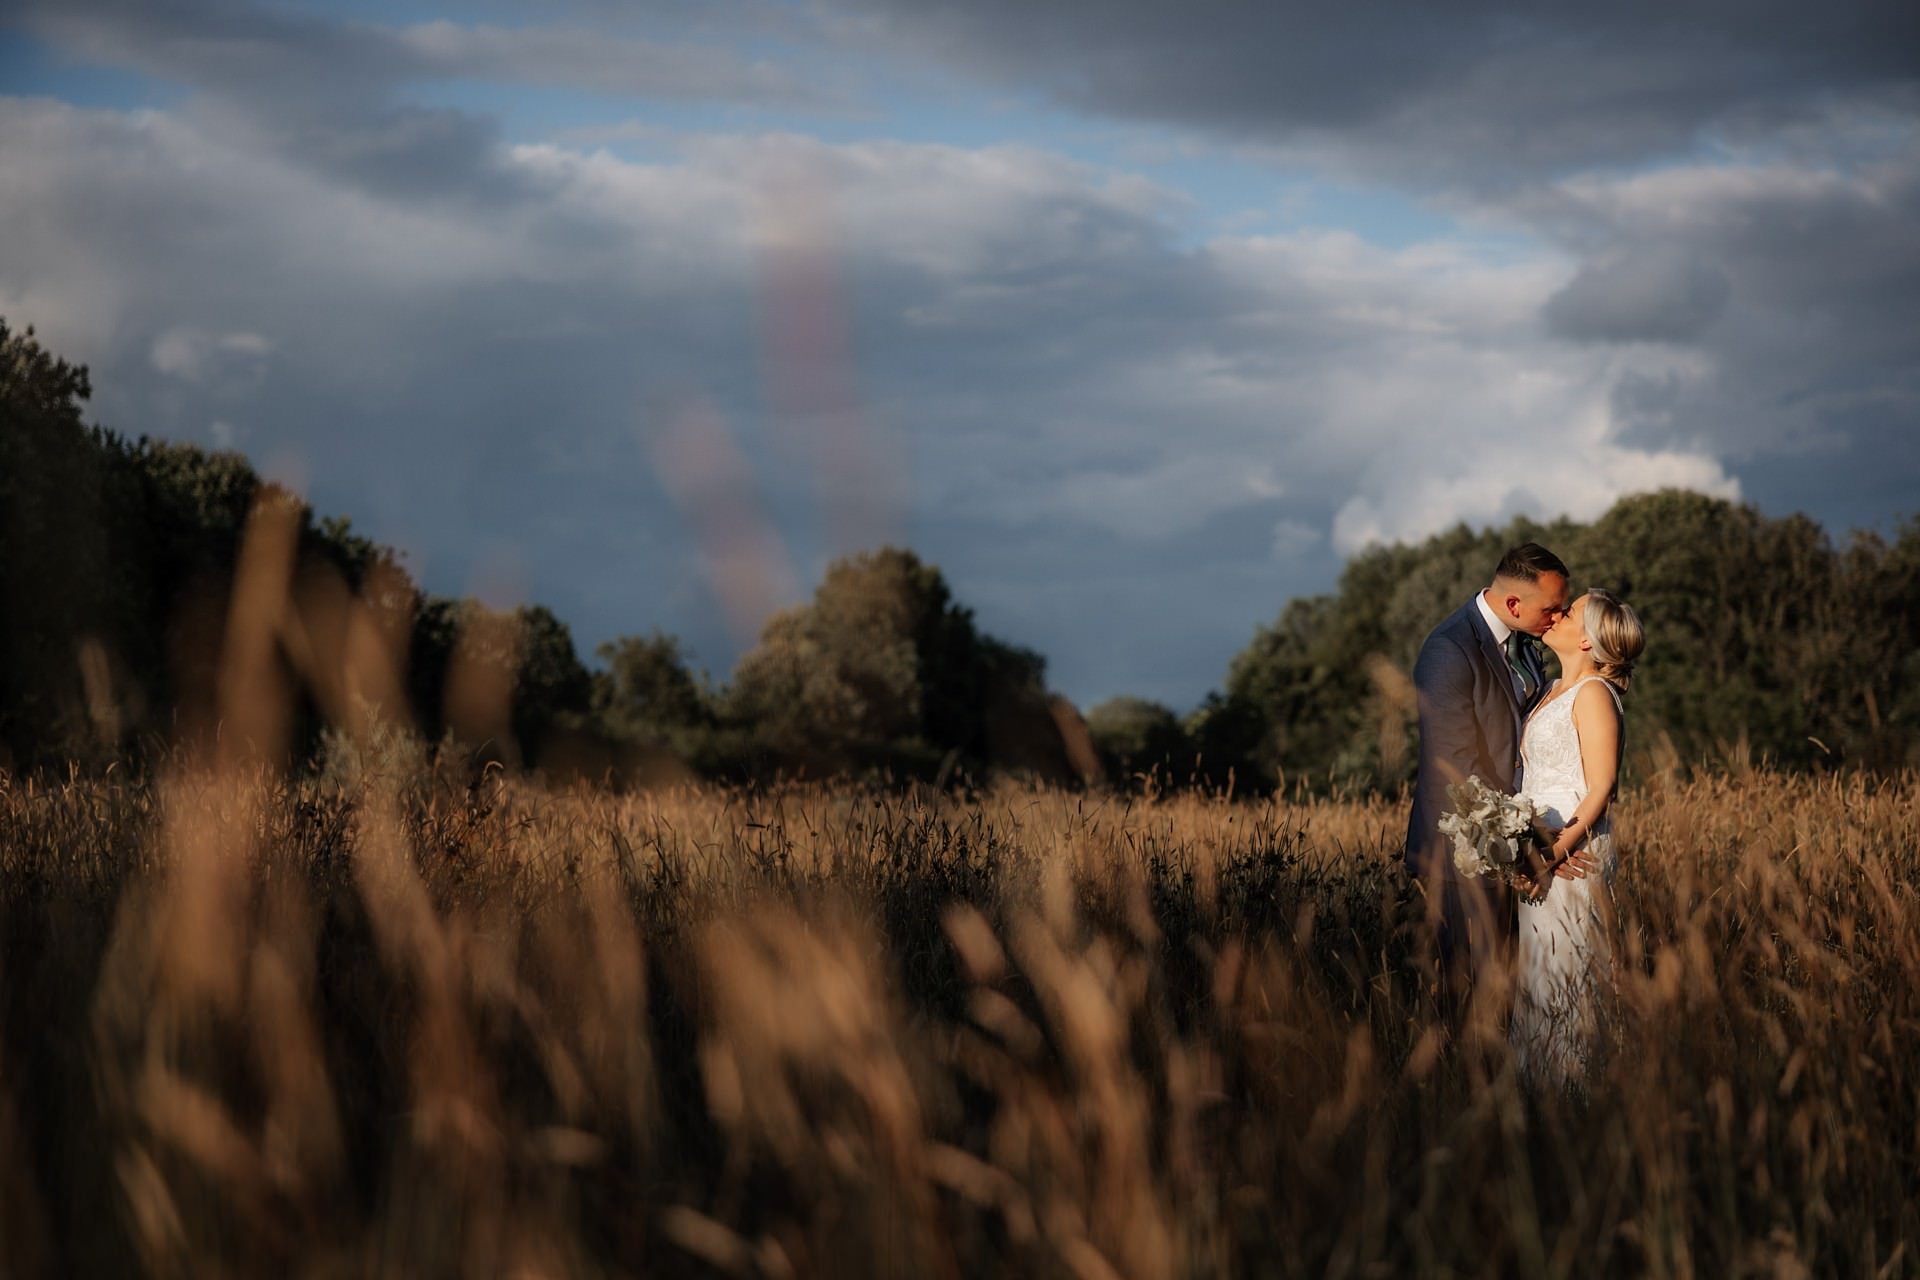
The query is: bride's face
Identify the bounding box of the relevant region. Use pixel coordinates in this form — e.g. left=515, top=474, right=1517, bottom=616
left=1545, top=594, right=1591, bottom=654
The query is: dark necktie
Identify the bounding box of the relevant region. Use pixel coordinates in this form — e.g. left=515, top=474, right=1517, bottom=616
left=1506, top=632, right=1537, bottom=702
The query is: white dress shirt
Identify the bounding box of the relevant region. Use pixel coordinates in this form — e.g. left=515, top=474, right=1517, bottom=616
left=1474, top=589, right=1514, bottom=647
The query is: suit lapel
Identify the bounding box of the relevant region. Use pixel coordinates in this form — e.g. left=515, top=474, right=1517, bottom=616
left=1466, top=600, right=1526, bottom=743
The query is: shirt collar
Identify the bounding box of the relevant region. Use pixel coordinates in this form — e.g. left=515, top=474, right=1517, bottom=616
left=1474, top=589, right=1514, bottom=646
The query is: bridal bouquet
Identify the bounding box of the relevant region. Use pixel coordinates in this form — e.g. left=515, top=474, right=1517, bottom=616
left=1437, top=775, right=1551, bottom=885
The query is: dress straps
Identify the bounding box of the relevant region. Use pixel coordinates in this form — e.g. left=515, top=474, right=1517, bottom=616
left=1565, top=673, right=1624, bottom=715
left=1526, top=672, right=1622, bottom=732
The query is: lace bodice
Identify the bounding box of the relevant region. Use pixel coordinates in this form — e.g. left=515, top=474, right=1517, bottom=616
left=1520, top=675, right=1622, bottom=819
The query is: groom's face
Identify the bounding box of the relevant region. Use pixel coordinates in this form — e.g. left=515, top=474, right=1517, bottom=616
left=1504, top=572, right=1571, bottom=637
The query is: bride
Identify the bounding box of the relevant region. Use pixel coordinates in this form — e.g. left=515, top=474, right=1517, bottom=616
left=1511, top=588, right=1646, bottom=1088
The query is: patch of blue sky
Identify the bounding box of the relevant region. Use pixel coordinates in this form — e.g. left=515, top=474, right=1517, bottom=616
left=399, top=65, right=1534, bottom=262
left=398, top=50, right=1016, bottom=153
left=1654, top=113, right=1905, bottom=177
left=936, top=111, right=1474, bottom=253
left=281, top=0, right=525, bottom=26
left=283, top=0, right=814, bottom=64
left=0, top=29, right=184, bottom=112
left=1116, top=151, right=1461, bottom=251
left=403, top=79, right=794, bottom=155
left=779, top=72, right=1499, bottom=255
left=819, top=100, right=1516, bottom=259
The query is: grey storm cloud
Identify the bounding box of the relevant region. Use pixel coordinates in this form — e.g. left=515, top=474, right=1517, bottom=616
left=395, top=21, right=831, bottom=105
left=1517, top=134, right=1920, bottom=486
left=4, top=92, right=1742, bottom=705
left=1544, top=248, right=1731, bottom=344
left=3, top=0, right=1917, bottom=707
left=817, top=0, right=1920, bottom=184
left=11, top=0, right=837, bottom=209
left=16, top=0, right=833, bottom=113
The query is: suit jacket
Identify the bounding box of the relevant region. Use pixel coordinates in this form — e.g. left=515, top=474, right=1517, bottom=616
left=1403, top=596, right=1546, bottom=878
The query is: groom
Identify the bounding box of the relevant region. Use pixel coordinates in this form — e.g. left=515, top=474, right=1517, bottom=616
left=1404, top=542, right=1571, bottom=1009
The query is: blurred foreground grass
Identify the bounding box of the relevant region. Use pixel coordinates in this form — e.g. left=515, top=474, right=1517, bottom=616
left=2, top=766, right=1916, bottom=1278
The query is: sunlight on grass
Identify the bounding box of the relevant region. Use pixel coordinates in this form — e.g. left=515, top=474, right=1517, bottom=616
left=3, top=764, right=1915, bottom=1276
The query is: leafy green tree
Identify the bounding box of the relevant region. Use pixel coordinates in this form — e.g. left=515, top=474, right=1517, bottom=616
left=402, top=596, right=591, bottom=767
left=1773, top=516, right=1920, bottom=771
left=512, top=604, right=593, bottom=757
left=731, top=554, right=923, bottom=758
left=726, top=547, right=1057, bottom=777
left=1574, top=489, right=1761, bottom=762
left=1085, top=696, right=1191, bottom=784
left=0, top=322, right=146, bottom=765
left=13, top=318, right=1914, bottom=787
left=728, top=549, right=934, bottom=770
left=1867, top=518, right=1920, bottom=767
left=1570, top=489, right=1869, bottom=770
left=1217, top=488, right=1920, bottom=790
left=592, top=631, right=713, bottom=745
left=1181, top=690, right=1267, bottom=792
left=0, top=319, right=585, bottom=776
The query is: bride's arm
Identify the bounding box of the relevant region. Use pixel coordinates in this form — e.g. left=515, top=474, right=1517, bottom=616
left=1552, top=681, right=1622, bottom=864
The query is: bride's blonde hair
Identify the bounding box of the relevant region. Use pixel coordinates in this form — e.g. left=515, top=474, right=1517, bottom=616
left=1583, top=588, right=1645, bottom=691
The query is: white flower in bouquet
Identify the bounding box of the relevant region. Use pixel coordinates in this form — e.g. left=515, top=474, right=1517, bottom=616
left=1436, top=775, right=1547, bottom=882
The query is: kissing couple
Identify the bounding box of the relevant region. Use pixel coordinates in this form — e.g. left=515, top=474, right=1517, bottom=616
left=1402, top=542, right=1646, bottom=1088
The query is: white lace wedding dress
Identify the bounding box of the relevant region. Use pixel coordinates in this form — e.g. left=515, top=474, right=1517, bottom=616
left=1512, top=673, right=1622, bottom=1089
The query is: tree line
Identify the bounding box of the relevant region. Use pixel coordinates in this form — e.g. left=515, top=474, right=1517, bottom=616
left=0, top=320, right=1084, bottom=784
left=1147, top=495, right=1920, bottom=792
left=5, top=318, right=1916, bottom=789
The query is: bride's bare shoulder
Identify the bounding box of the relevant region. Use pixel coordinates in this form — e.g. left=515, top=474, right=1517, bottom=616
left=1572, top=677, right=1623, bottom=722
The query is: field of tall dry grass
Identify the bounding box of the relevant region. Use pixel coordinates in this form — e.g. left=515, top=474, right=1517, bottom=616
left=2, top=761, right=1916, bottom=1279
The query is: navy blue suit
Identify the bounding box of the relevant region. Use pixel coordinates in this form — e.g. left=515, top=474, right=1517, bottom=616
left=1404, top=596, right=1547, bottom=995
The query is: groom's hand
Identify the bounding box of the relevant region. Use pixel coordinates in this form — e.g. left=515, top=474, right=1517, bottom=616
left=1553, top=842, right=1597, bottom=879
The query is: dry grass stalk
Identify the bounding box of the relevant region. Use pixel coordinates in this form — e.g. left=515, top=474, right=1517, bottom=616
left=3, top=750, right=1917, bottom=1276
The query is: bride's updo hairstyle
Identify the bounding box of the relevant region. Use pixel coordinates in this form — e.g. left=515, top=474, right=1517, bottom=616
left=1583, top=588, right=1645, bottom=691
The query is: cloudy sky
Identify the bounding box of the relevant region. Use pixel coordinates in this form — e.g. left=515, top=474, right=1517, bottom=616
left=3, top=0, right=1916, bottom=710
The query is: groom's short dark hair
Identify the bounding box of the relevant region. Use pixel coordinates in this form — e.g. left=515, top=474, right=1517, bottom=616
left=1494, top=542, right=1568, bottom=583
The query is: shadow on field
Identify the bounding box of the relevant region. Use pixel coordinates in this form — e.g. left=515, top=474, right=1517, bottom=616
left=3, top=490, right=1917, bottom=1278
left=5, top=764, right=1918, bottom=1277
